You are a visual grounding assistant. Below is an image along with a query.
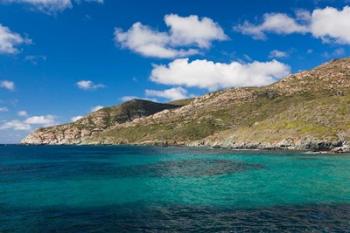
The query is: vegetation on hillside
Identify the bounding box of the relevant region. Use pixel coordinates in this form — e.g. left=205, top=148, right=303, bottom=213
left=22, top=58, right=350, bottom=152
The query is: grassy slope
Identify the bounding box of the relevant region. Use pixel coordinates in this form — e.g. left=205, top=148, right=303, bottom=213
left=224, top=91, right=350, bottom=144
left=90, top=88, right=350, bottom=146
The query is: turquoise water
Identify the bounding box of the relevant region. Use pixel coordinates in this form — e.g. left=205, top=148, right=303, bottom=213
left=1, top=145, right=350, bottom=232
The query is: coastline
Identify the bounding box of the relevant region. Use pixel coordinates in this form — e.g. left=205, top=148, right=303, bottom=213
left=19, top=141, right=350, bottom=154
left=20, top=59, right=350, bottom=154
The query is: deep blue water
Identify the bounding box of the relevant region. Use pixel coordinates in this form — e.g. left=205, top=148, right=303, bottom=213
left=1, top=145, right=350, bottom=232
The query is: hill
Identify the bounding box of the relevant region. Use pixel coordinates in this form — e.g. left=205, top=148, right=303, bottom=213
left=22, top=99, right=180, bottom=144
left=22, top=58, right=350, bottom=152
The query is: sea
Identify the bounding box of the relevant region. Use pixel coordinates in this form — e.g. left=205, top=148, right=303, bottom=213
left=1, top=145, right=350, bottom=232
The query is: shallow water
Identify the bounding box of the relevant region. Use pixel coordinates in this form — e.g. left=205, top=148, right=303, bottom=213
left=1, top=145, right=350, bottom=232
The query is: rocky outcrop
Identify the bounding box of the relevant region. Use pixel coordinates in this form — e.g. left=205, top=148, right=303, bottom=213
left=188, top=136, right=350, bottom=153
left=22, top=58, right=350, bottom=153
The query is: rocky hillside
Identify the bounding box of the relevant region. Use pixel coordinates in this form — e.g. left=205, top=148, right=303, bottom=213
left=22, top=58, right=350, bottom=152
left=22, top=100, right=180, bottom=144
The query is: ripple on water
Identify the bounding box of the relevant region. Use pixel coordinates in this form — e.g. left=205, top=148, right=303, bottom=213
left=0, top=159, right=264, bottom=182
left=1, top=203, right=350, bottom=233
left=113, top=159, right=264, bottom=178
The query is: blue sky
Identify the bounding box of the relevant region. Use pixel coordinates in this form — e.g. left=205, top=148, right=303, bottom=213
left=0, top=0, right=349, bottom=143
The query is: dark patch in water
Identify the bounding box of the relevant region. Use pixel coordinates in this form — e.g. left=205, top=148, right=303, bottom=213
left=0, top=161, right=118, bottom=182
left=115, top=159, right=263, bottom=178
left=1, top=203, right=350, bottom=233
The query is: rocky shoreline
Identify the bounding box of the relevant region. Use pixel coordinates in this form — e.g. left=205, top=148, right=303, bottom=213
left=21, top=139, right=350, bottom=154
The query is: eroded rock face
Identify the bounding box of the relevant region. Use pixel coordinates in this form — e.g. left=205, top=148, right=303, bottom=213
left=22, top=58, right=350, bottom=152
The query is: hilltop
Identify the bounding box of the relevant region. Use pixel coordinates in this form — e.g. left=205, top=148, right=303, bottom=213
left=22, top=58, right=350, bottom=152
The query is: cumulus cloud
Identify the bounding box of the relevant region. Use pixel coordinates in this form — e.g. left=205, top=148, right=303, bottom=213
left=0, top=24, right=31, bottom=54
left=91, top=105, right=103, bottom=112
left=269, top=50, right=288, bottom=58
left=150, top=58, right=290, bottom=90
left=0, top=0, right=103, bottom=13
left=114, top=23, right=196, bottom=59
left=0, top=107, right=8, bottom=112
left=310, top=6, right=350, bottom=44
left=235, top=6, right=350, bottom=45
left=76, top=80, right=105, bottom=90
left=164, top=14, right=228, bottom=48
left=145, top=87, right=189, bottom=101
left=0, top=80, right=15, bottom=90
left=235, top=13, right=308, bottom=39
left=0, top=114, right=57, bottom=131
left=71, top=115, right=83, bottom=122
left=114, top=14, right=227, bottom=58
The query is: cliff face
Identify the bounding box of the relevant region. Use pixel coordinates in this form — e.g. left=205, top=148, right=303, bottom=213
left=22, top=58, right=350, bottom=152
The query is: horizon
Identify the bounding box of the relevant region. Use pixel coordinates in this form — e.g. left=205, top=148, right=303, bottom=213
left=1, top=0, right=350, bottom=143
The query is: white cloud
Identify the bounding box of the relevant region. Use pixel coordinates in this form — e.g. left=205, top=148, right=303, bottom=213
left=164, top=14, right=228, bottom=48
left=24, top=115, right=56, bottom=126
left=71, top=115, right=83, bottom=122
left=91, top=105, right=103, bottom=112
left=114, top=23, right=198, bottom=59
left=114, top=14, right=227, bottom=58
left=235, top=6, right=350, bottom=45
left=1, top=0, right=72, bottom=12
left=0, top=80, right=15, bottom=90
left=0, top=120, right=31, bottom=130
left=18, top=110, right=28, bottom=116
left=0, top=107, right=8, bottom=112
left=310, top=6, right=350, bottom=44
left=145, top=87, right=188, bottom=101
left=0, top=0, right=103, bottom=13
left=0, top=114, right=57, bottom=131
left=151, top=58, right=290, bottom=90
left=76, top=80, right=105, bottom=90
left=269, top=50, right=288, bottom=58
left=235, top=13, right=308, bottom=39
left=0, top=24, right=31, bottom=54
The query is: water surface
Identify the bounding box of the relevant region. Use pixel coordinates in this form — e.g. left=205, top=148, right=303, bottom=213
left=1, top=145, right=350, bottom=232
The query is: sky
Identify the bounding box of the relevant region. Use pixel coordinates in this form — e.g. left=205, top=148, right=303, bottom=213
left=0, top=0, right=350, bottom=143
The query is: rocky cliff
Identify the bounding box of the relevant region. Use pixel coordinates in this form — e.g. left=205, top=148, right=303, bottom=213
left=22, top=58, right=350, bottom=152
